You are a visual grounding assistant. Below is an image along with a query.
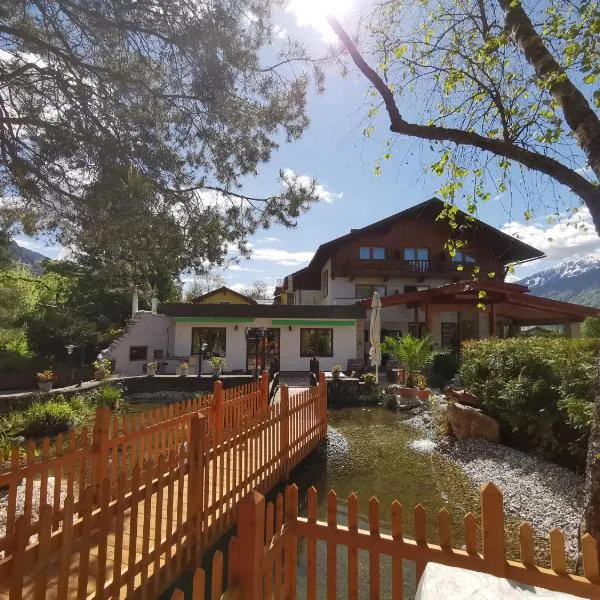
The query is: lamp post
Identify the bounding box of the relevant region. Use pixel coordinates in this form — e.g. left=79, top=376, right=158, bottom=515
left=65, top=344, right=80, bottom=387
left=197, top=341, right=208, bottom=378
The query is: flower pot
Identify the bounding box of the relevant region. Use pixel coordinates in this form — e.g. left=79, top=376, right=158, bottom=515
left=398, top=386, right=418, bottom=399
left=38, top=381, right=53, bottom=392
left=212, top=366, right=222, bottom=378
left=147, top=366, right=157, bottom=377
left=417, top=388, right=431, bottom=401
left=180, top=366, right=189, bottom=377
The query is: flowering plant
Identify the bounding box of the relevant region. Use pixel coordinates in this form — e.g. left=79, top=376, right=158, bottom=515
left=36, top=370, right=56, bottom=382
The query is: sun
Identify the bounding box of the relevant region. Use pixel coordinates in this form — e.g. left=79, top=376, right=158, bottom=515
left=286, top=0, right=352, bottom=42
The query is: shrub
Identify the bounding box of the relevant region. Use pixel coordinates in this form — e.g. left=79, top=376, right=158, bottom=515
left=460, top=337, right=599, bottom=470
left=89, top=383, right=122, bottom=409
left=582, top=317, right=600, bottom=338
left=19, top=400, right=80, bottom=438
left=429, top=350, right=460, bottom=389
left=381, top=335, right=433, bottom=387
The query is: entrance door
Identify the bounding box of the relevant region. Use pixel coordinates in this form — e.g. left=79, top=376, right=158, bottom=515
left=246, top=328, right=280, bottom=373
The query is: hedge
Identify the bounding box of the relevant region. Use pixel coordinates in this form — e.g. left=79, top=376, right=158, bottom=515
left=460, top=337, right=599, bottom=471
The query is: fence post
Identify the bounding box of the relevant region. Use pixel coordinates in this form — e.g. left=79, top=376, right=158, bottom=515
left=319, top=371, right=327, bottom=439
left=92, top=406, right=110, bottom=503
left=261, top=370, right=269, bottom=408
left=213, top=379, right=224, bottom=444
left=280, top=384, right=290, bottom=480
left=187, top=412, right=207, bottom=556
left=236, top=490, right=265, bottom=600
left=481, top=482, right=506, bottom=577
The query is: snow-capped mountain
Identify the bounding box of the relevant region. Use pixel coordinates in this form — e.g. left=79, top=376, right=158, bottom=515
left=518, top=255, right=600, bottom=307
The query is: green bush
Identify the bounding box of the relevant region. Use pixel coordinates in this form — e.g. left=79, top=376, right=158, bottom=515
left=582, top=317, right=600, bottom=338
left=19, top=400, right=81, bottom=438
left=90, top=383, right=122, bottom=409
left=460, top=337, right=599, bottom=470
left=430, top=350, right=460, bottom=389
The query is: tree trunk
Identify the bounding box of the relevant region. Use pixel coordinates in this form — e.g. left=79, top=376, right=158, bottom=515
left=582, top=354, right=600, bottom=550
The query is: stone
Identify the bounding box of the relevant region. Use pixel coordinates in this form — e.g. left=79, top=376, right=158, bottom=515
left=382, top=394, right=398, bottom=410
left=397, top=396, right=422, bottom=411
left=444, top=385, right=480, bottom=408
left=446, top=402, right=499, bottom=442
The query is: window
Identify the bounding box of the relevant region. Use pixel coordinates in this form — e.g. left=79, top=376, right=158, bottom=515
left=452, top=250, right=476, bottom=263
left=359, top=246, right=385, bottom=260
left=129, top=346, right=148, bottom=361
left=355, top=284, right=387, bottom=299
left=153, top=349, right=164, bottom=359
left=300, top=329, right=333, bottom=357
left=191, top=327, right=226, bottom=355
left=322, top=269, right=329, bottom=298
left=403, top=247, right=429, bottom=261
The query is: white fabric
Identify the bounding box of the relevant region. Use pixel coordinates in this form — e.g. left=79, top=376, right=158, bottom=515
left=368, top=291, right=382, bottom=383
left=416, top=563, right=579, bottom=599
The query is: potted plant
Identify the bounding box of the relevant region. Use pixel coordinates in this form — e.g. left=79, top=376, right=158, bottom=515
left=146, top=361, right=158, bottom=376
left=382, top=335, right=433, bottom=399
left=179, top=360, right=189, bottom=377
left=331, top=364, right=343, bottom=379
left=37, top=370, right=56, bottom=392
left=209, top=356, right=226, bottom=377
left=93, top=358, right=112, bottom=381
left=416, top=374, right=431, bottom=401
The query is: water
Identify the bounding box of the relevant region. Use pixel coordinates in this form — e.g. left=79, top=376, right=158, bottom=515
left=289, top=407, right=481, bottom=599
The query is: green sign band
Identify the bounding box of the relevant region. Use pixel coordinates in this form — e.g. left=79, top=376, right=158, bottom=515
left=174, top=317, right=255, bottom=323
left=270, top=319, right=356, bottom=327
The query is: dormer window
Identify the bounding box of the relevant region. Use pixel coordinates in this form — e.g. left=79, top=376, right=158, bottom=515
left=359, top=246, right=385, bottom=259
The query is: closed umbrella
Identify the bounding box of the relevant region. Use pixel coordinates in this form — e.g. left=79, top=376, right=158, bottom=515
left=369, top=291, right=382, bottom=383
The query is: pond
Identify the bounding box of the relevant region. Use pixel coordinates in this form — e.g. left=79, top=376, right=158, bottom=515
left=165, top=405, right=552, bottom=599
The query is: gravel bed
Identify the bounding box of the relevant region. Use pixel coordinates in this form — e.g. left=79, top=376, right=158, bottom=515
left=403, top=409, right=584, bottom=558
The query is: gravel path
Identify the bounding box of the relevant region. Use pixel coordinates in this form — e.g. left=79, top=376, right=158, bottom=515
left=404, top=408, right=584, bottom=558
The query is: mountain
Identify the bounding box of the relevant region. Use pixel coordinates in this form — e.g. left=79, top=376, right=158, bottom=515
left=9, top=241, right=47, bottom=272
left=518, top=256, right=600, bottom=308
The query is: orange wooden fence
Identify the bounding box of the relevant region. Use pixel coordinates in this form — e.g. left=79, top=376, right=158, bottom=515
left=0, top=374, right=328, bottom=599
left=178, top=483, right=600, bottom=600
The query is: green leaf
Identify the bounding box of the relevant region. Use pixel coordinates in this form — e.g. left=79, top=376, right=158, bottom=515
left=524, top=208, right=533, bottom=221
left=488, top=272, right=496, bottom=278
left=456, top=264, right=464, bottom=271
left=584, top=74, right=597, bottom=84
left=374, top=165, right=382, bottom=177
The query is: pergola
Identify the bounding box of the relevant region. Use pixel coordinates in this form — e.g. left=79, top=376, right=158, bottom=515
left=362, top=280, right=599, bottom=334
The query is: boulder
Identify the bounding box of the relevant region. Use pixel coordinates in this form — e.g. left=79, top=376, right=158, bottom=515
left=447, top=402, right=499, bottom=442
left=444, top=385, right=480, bottom=408
left=397, top=396, right=422, bottom=411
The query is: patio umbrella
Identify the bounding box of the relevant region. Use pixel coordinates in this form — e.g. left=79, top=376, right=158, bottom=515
left=369, top=291, right=382, bottom=383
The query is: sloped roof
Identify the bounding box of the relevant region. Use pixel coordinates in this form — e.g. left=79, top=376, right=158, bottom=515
left=190, top=286, right=257, bottom=305
left=287, top=198, right=544, bottom=284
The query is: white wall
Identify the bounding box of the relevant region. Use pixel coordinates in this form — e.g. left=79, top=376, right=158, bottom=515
left=173, top=317, right=358, bottom=372
left=329, top=276, right=450, bottom=303
left=106, top=312, right=170, bottom=376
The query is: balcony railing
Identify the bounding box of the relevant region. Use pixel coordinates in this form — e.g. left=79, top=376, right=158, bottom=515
left=339, top=258, right=494, bottom=277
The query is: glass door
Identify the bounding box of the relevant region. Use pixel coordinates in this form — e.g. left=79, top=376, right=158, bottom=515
left=246, top=328, right=280, bottom=373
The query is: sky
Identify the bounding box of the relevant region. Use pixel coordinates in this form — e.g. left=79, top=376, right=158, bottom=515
left=13, top=1, right=600, bottom=296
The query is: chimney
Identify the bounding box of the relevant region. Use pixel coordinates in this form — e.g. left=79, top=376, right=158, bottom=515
left=151, top=297, right=158, bottom=314
left=132, top=288, right=139, bottom=318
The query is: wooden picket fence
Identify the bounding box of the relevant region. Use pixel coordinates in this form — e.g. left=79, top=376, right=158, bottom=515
left=172, top=483, right=600, bottom=600
left=0, top=374, right=328, bottom=599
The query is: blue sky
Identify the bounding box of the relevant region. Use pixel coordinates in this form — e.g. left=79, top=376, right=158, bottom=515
left=14, top=1, right=600, bottom=295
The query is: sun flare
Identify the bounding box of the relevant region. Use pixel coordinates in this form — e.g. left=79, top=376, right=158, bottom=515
left=286, top=0, right=352, bottom=42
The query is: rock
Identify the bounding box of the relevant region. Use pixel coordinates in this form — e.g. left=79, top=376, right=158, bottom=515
left=444, top=385, right=480, bottom=407
left=382, top=394, right=398, bottom=410
left=397, top=396, right=422, bottom=411
left=385, top=384, right=403, bottom=394
left=447, top=402, right=499, bottom=442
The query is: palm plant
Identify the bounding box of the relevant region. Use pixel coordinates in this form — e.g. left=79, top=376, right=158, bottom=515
left=382, top=335, right=434, bottom=387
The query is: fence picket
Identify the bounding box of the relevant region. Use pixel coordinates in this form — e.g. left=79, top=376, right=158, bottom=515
left=391, top=500, right=403, bottom=600
left=33, top=503, right=52, bottom=600
left=327, top=490, right=337, bottom=599
left=519, top=522, right=535, bottom=566
left=414, top=504, right=427, bottom=582
left=549, top=528, right=567, bottom=574
left=211, top=550, right=223, bottom=600
left=56, top=495, right=74, bottom=599
left=76, top=486, right=93, bottom=600
left=347, top=493, right=358, bottom=600
left=438, top=508, right=451, bottom=550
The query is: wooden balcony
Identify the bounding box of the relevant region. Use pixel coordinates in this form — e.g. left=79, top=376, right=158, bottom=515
left=337, top=258, right=497, bottom=279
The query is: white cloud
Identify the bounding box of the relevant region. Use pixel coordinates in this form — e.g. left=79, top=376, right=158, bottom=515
left=251, top=247, right=314, bottom=266
left=273, top=24, right=288, bottom=39
left=228, top=265, right=264, bottom=272
left=502, top=207, right=600, bottom=277
left=230, top=282, right=276, bottom=299
left=283, top=168, right=343, bottom=204
left=255, top=236, right=280, bottom=244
